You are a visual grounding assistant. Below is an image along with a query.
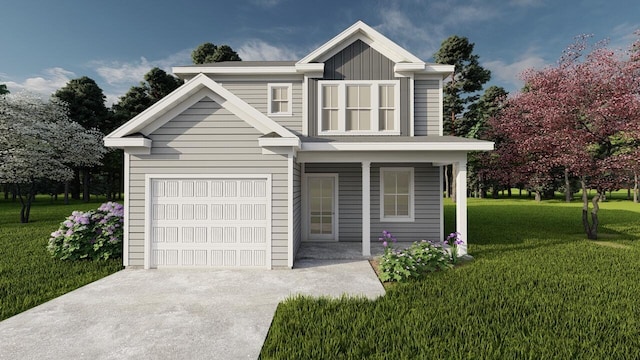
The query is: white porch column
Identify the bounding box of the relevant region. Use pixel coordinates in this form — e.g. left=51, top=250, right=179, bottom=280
left=455, top=159, right=468, bottom=256
left=362, top=161, right=371, bottom=256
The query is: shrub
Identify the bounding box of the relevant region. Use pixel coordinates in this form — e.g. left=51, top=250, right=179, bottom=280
left=378, top=231, right=452, bottom=282
left=47, top=202, right=124, bottom=260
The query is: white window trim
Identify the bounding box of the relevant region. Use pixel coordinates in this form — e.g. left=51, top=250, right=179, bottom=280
left=267, top=83, right=293, bottom=117
left=379, top=167, right=415, bottom=222
left=318, top=80, right=400, bottom=135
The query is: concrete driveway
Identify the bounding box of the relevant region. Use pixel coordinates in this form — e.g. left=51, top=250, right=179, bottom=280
left=0, top=259, right=384, bottom=360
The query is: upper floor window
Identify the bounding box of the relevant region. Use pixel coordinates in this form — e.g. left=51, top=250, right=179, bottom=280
left=268, top=83, right=292, bottom=116
left=318, top=80, right=400, bottom=135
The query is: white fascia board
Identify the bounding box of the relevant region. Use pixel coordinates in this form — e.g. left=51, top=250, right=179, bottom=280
left=103, top=137, right=151, bottom=148
left=294, top=63, right=325, bottom=78
left=106, top=73, right=296, bottom=140
left=106, top=76, right=207, bottom=139
left=172, top=66, right=298, bottom=75
left=418, top=64, right=455, bottom=79
left=297, top=20, right=423, bottom=65
left=394, top=62, right=426, bottom=72
left=258, top=137, right=301, bottom=148
left=300, top=141, right=495, bottom=152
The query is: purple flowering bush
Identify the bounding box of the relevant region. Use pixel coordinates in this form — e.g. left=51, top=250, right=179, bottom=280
left=47, top=202, right=124, bottom=261
left=378, top=230, right=451, bottom=282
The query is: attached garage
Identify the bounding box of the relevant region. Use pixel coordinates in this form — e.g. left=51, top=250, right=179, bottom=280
left=145, top=175, right=272, bottom=269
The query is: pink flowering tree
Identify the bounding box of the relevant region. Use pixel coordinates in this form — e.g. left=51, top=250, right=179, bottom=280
left=490, top=35, right=640, bottom=239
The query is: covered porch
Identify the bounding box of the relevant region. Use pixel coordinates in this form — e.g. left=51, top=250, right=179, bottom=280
left=296, top=139, right=477, bottom=258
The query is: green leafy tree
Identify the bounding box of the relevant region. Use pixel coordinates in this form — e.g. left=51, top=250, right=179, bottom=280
left=53, top=77, right=109, bottom=202
left=111, top=67, right=182, bottom=124
left=464, top=86, right=508, bottom=139
left=191, top=42, right=241, bottom=64
left=434, top=36, right=491, bottom=201
left=0, top=84, right=9, bottom=95
left=53, top=76, right=108, bottom=131
left=434, top=35, right=491, bottom=137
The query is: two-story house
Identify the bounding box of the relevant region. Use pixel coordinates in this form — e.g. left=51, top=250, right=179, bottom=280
left=104, top=21, right=493, bottom=269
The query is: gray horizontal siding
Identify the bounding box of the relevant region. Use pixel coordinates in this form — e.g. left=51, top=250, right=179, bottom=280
left=127, top=97, right=290, bottom=268
left=304, top=163, right=441, bottom=243
left=415, top=80, right=440, bottom=136
left=218, top=81, right=303, bottom=133
left=371, top=163, right=441, bottom=242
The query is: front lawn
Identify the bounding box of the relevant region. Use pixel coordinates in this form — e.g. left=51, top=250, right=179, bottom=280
left=0, top=197, right=123, bottom=321
left=261, top=198, right=640, bottom=359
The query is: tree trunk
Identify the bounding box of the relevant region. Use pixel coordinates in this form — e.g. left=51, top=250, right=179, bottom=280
left=82, top=168, right=90, bottom=202
left=64, top=181, right=70, bottom=205
left=72, top=169, right=81, bottom=200
left=534, top=191, right=541, bottom=202
left=507, top=187, right=512, bottom=197
left=634, top=172, right=639, bottom=203
left=16, top=182, right=35, bottom=223
left=581, top=180, right=599, bottom=240
left=564, top=168, right=572, bottom=203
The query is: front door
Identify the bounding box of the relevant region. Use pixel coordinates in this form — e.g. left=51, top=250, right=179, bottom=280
left=307, top=174, right=338, bottom=241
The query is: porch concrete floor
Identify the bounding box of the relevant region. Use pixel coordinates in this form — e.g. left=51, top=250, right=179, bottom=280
left=295, top=241, right=415, bottom=261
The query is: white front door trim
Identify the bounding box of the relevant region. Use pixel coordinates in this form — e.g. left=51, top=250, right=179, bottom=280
left=303, top=173, right=339, bottom=241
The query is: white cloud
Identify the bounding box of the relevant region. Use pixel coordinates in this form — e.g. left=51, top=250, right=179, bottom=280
left=375, top=9, right=442, bottom=59
left=374, top=3, right=498, bottom=60
left=509, top=0, right=545, bottom=7
left=91, top=49, right=192, bottom=86
left=484, top=50, right=548, bottom=91
left=250, top=0, right=284, bottom=7
left=1, top=67, right=76, bottom=97
left=237, top=39, right=300, bottom=60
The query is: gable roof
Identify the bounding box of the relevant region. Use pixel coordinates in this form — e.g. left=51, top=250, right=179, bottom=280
left=297, top=20, right=423, bottom=65
left=104, top=73, right=298, bottom=150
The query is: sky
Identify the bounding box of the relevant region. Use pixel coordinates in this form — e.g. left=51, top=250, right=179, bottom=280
left=1, top=0, right=638, bottom=106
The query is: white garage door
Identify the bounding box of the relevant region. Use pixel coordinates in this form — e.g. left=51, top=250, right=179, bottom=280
left=149, top=177, right=270, bottom=268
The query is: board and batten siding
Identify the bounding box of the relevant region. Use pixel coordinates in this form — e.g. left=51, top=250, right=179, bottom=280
left=304, top=163, right=441, bottom=242
left=307, top=40, right=410, bottom=136
left=218, top=80, right=303, bottom=133
left=414, top=80, right=440, bottom=136
left=127, top=97, right=290, bottom=268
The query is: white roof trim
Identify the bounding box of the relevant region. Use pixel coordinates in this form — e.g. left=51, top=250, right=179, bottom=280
left=173, top=66, right=299, bottom=75
left=300, top=141, right=494, bottom=152
left=258, top=137, right=301, bottom=148
left=103, top=137, right=151, bottom=148
left=297, top=20, right=424, bottom=65
left=104, top=73, right=296, bottom=142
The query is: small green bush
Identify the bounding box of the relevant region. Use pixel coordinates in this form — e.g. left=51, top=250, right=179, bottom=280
left=378, top=231, right=452, bottom=282
left=47, top=202, right=123, bottom=260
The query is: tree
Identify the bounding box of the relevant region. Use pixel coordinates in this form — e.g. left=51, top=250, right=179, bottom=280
left=112, top=67, right=182, bottom=123
left=490, top=35, right=640, bottom=239
left=433, top=36, right=491, bottom=201
left=0, top=84, right=9, bottom=95
left=54, top=77, right=109, bottom=202
left=191, top=42, right=241, bottom=64
left=0, top=93, right=105, bottom=222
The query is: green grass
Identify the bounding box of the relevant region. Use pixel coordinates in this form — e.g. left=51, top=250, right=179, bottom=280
left=261, top=198, right=640, bottom=359
left=0, top=196, right=123, bottom=321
